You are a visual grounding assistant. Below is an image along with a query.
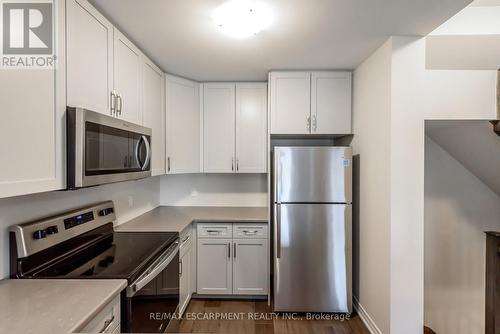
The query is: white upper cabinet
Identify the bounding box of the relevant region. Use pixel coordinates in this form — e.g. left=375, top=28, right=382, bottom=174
left=311, top=71, right=352, bottom=134
left=203, top=83, right=236, bottom=173
left=165, top=75, right=201, bottom=174
left=113, top=28, right=142, bottom=124
left=269, top=71, right=352, bottom=135
left=235, top=83, right=267, bottom=173
left=142, top=57, right=165, bottom=176
left=67, top=0, right=113, bottom=115
left=0, top=0, right=66, bottom=199
left=270, top=71, right=311, bottom=134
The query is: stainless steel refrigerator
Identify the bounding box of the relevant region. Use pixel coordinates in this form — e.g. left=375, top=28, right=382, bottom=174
left=273, top=146, right=352, bottom=313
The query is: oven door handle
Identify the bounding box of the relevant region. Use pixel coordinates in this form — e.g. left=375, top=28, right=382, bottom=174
left=126, top=240, right=179, bottom=297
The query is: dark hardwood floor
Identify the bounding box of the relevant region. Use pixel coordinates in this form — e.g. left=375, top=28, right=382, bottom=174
left=174, top=299, right=370, bottom=333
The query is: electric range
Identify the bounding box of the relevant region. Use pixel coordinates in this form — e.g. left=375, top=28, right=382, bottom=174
left=9, top=201, right=179, bottom=333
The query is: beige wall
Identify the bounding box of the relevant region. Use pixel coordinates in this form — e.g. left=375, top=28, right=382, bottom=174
left=0, top=177, right=160, bottom=279
left=351, top=39, right=393, bottom=334
left=425, top=137, right=500, bottom=334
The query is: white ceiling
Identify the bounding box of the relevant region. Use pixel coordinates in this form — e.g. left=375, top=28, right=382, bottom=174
left=91, top=0, right=472, bottom=81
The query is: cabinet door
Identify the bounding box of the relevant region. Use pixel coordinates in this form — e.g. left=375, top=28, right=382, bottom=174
left=142, top=58, right=165, bottom=176
left=165, top=75, right=200, bottom=174
left=67, top=0, right=113, bottom=115
left=233, top=239, right=268, bottom=295
left=0, top=0, right=65, bottom=198
left=311, top=71, right=352, bottom=134
left=269, top=72, right=311, bottom=134
left=203, top=83, right=236, bottom=173
left=179, top=246, right=191, bottom=315
left=235, top=83, right=268, bottom=173
left=197, top=239, right=232, bottom=295
left=113, top=28, right=142, bottom=124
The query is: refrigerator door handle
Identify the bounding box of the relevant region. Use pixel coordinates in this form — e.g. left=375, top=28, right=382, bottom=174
left=276, top=204, right=281, bottom=258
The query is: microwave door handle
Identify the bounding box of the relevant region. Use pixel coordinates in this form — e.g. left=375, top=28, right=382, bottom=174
left=135, top=135, right=151, bottom=170
left=126, top=241, right=179, bottom=297
left=142, top=136, right=151, bottom=170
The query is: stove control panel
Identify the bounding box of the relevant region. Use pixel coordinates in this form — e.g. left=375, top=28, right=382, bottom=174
left=10, top=201, right=116, bottom=258
left=64, top=211, right=94, bottom=230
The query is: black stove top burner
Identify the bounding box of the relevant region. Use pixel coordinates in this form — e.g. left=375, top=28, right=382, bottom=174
left=13, top=224, right=178, bottom=283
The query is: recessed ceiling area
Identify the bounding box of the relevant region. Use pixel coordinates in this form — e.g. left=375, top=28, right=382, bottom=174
left=91, top=0, right=472, bottom=81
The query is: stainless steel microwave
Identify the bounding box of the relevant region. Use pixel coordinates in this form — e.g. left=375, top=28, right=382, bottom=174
left=67, top=107, right=152, bottom=189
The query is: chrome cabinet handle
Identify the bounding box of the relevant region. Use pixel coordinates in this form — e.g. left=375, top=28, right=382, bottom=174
left=110, top=91, right=116, bottom=116
left=99, top=316, right=115, bottom=333
left=179, top=260, right=182, bottom=276
left=228, top=242, right=231, bottom=258
left=167, top=157, right=171, bottom=172
left=117, top=94, right=123, bottom=115
left=181, top=235, right=190, bottom=244
left=232, top=158, right=234, bottom=171
left=312, top=115, right=317, bottom=132
left=243, top=230, right=258, bottom=235
left=233, top=243, right=236, bottom=258
left=236, top=159, right=239, bottom=171
left=306, top=115, right=311, bottom=132
left=206, top=230, right=221, bottom=234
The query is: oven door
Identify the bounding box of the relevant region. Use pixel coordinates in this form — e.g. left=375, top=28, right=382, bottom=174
left=67, top=107, right=152, bottom=189
left=124, top=241, right=180, bottom=333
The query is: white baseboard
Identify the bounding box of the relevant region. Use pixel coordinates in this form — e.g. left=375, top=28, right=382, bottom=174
left=353, top=296, right=383, bottom=334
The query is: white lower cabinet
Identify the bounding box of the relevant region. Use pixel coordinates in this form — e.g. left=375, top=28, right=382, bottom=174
left=179, top=227, right=194, bottom=315
left=232, top=239, right=268, bottom=295
left=79, top=295, right=120, bottom=333
left=196, top=223, right=268, bottom=296
left=197, top=238, right=233, bottom=295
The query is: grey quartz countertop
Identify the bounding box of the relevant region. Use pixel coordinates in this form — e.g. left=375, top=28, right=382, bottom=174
left=115, top=206, right=268, bottom=233
left=0, top=279, right=126, bottom=334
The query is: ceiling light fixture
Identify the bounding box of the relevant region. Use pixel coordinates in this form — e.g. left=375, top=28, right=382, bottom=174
left=213, top=0, right=273, bottom=38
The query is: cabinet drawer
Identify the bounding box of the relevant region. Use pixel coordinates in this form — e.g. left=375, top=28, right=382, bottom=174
left=197, top=223, right=232, bottom=239
left=233, top=224, right=268, bottom=239
left=79, top=295, right=120, bottom=333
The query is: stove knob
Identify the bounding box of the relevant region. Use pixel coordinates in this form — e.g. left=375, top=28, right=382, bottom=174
left=33, top=230, right=47, bottom=240
left=46, top=226, right=59, bottom=235
left=99, top=208, right=114, bottom=216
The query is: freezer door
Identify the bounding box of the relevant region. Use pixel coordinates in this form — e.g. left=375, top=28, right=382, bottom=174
left=274, top=147, right=352, bottom=203
left=274, top=203, right=352, bottom=313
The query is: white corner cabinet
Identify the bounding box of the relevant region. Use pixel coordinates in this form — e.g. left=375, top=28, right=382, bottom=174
left=142, top=59, right=165, bottom=176
left=269, top=71, right=352, bottom=135
left=196, top=223, right=268, bottom=296
left=165, top=75, right=201, bottom=174
left=202, top=83, right=267, bottom=173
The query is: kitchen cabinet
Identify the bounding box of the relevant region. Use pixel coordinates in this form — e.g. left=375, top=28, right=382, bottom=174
left=142, top=57, right=165, bottom=176
left=0, top=0, right=66, bottom=199
left=269, top=71, right=311, bottom=134
left=165, top=75, right=201, bottom=174
left=179, top=228, right=194, bottom=315
left=79, top=295, right=120, bottom=333
left=235, top=83, right=268, bottom=173
left=269, top=71, right=352, bottom=135
left=233, top=239, right=268, bottom=295
left=113, top=28, right=142, bottom=124
left=202, top=83, right=268, bottom=173
left=197, top=238, right=233, bottom=295
left=311, top=71, right=352, bottom=134
left=202, top=83, right=236, bottom=173
left=196, top=223, right=268, bottom=296
left=67, top=0, right=113, bottom=115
